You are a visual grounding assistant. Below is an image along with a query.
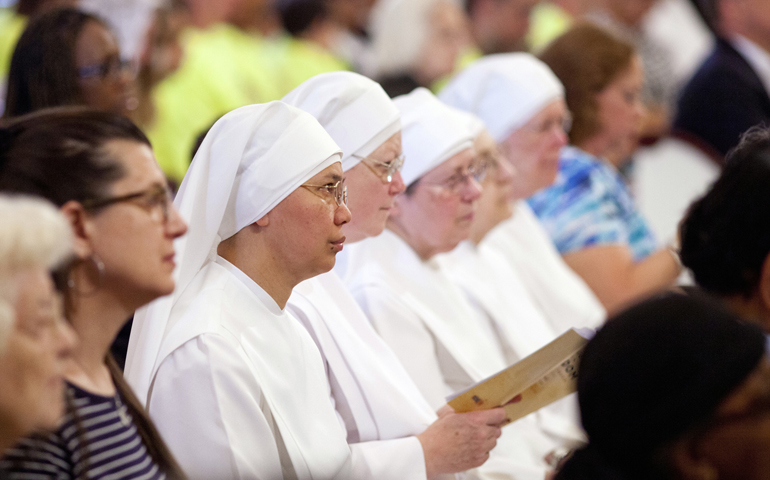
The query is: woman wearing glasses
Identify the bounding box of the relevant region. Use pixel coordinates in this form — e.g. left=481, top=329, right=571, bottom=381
left=3, top=7, right=137, bottom=118
left=0, top=108, right=186, bottom=479
left=341, top=88, right=564, bottom=479
left=439, top=52, right=606, bottom=336
left=529, top=24, right=681, bottom=314
left=282, top=72, right=506, bottom=480
left=125, top=102, right=361, bottom=479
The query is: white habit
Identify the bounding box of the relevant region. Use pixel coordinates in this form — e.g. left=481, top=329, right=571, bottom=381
left=339, top=230, right=562, bottom=480
left=125, top=102, right=355, bottom=480
left=288, top=272, right=458, bottom=480
left=283, top=71, right=452, bottom=480
left=438, top=241, right=586, bottom=445
left=150, top=258, right=353, bottom=479
left=485, top=202, right=606, bottom=334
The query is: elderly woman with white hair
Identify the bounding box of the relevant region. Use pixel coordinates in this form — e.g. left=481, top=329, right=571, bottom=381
left=0, top=196, right=75, bottom=453
left=282, top=71, right=506, bottom=480
left=125, top=102, right=361, bottom=479
left=341, top=87, right=571, bottom=480
left=369, top=0, right=470, bottom=97
left=439, top=52, right=606, bottom=334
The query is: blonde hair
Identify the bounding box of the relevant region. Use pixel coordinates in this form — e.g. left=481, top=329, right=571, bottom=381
left=0, top=195, right=72, bottom=353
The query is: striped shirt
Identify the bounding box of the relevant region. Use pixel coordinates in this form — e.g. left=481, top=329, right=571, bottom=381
left=0, top=383, right=166, bottom=480
left=528, top=146, right=657, bottom=262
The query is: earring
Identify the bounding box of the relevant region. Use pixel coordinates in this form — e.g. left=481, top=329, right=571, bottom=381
left=67, top=254, right=105, bottom=296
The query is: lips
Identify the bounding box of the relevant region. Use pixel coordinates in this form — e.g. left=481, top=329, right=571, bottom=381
left=163, top=252, right=176, bottom=266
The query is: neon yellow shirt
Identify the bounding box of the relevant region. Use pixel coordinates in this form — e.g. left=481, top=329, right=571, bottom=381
left=146, top=26, right=348, bottom=182
left=145, top=24, right=283, bottom=182
left=261, top=35, right=349, bottom=98
left=0, top=9, right=26, bottom=80
left=527, top=2, right=573, bottom=53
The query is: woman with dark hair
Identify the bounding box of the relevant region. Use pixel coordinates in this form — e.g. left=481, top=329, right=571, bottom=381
left=680, top=127, right=770, bottom=334
left=529, top=23, right=680, bottom=314
left=3, top=7, right=137, bottom=119
left=0, top=107, right=186, bottom=479
left=556, top=294, right=770, bottom=480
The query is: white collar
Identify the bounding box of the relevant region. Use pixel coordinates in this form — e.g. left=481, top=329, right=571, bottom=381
left=732, top=35, right=770, bottom=97
left=215, top=256, right=283, bottom=315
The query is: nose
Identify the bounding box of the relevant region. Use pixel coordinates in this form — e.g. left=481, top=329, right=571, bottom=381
left=336, top=202, right=352, bottom=226
left=389, top=171, right=407, bottom=195
left=166, top=204, right=188, bottom=239
left=553, top=124, right=569, bottom=148
left=55, top=318, right=78, bottom=361
left=463, top=176, right=483, bottom=202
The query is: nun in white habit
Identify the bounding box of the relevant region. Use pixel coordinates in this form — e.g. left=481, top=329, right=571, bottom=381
left=339, top=88, right=564, bottom=480
left=435, top=114, right=585, bottom=446
left=123, top=102, right=354, bottom=480
left=438, top=53, right=606, bottom=335
left=282, top=72, right=505, bottom=480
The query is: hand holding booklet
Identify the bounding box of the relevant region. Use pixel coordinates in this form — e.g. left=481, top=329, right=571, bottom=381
left=447, top=328, right=595, bottom=426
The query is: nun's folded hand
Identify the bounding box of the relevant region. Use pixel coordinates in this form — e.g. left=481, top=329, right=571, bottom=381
left=417, top=406, right=506, bottom=477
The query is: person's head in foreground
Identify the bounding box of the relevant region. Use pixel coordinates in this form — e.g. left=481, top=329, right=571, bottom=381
left=439, top=52, right=569, bottom=199
left=282, top=71, right=405, bottom=243
left=0, top=196, right=75, bottom=452
left=0, top=107, right=187, bottom=477
left=539, top=23, right=645, bottom=166
left=557, top=294, right=769, bottom=480
left=680, top=126, right=770, bottom=334
left=4, top=7, right=137, bottom=119
left=388, top=88, right=482, bottom=260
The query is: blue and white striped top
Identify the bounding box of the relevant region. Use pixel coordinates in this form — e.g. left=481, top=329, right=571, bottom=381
left=528, top=146, right=658, bottom=262
left=0, top=382, right=167, bottom=480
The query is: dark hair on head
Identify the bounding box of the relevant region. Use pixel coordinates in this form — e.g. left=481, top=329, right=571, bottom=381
left=4, top=7, right=107, bottom=118
left=276, top=0, right=328, bottom=36
left=0, top=106, right=185, bottom=479
left=0, top=107, right=147, bottom=204
left=557, top=293, right=765, bottom=480
left=539, top=23, right=636, bottom=147
left=679, top=126, right=770, bottom=298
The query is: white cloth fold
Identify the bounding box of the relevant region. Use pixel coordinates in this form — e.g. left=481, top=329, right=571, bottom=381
left=149, top=258, right=353, bottom=479
left=282, top=71, right=401, bottom=171
left=394, top=88, right=476, bottom=185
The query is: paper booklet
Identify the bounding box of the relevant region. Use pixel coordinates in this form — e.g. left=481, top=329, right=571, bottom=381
left=447, top=328, right=595, bottom=426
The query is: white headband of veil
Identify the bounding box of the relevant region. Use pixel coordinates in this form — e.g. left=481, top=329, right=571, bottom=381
left=394, top=88, right=476, bottom=186
left=282, top=71, right=401, bottom=172
left=125, top=102, right=342, bottom=405
left=439, top=53, right=565, bottom=142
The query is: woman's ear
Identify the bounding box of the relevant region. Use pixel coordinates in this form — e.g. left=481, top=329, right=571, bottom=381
left=60, top=200, right=94, bottom=259
left=668, top=437, right=719, bottom=480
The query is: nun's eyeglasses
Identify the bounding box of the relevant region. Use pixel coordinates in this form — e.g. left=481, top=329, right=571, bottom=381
left=301, top=178, right=348, bottom=206
left=352, top=154, right=405, bottom=184
left=81, top=184, right=173, bottom=223
left=421, top=160, right=488, bottom=195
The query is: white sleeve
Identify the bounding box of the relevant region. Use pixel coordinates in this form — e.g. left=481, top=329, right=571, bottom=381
left=350, top=437, right=428, bottom=480
left=148, top=334, right=284, bottom=480
left=350, top=284, right=451, bottom=411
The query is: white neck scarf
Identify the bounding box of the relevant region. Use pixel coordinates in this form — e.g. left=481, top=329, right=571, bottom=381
left=439, top=53, right=565, bottom=142
left=125, top=102, right=342, bottom=404
left=282, top=71, right=401, bottom=171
